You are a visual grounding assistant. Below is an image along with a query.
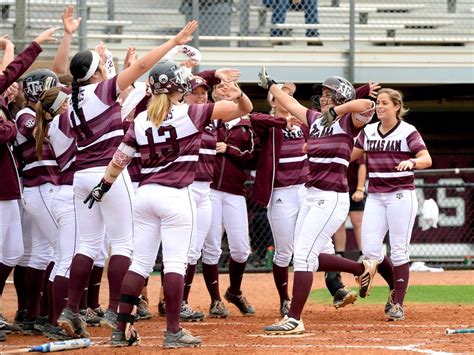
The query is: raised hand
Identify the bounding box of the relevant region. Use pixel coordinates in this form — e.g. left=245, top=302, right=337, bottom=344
left=62, top=5, right=81, bottom=35
left=368, top=81, right=381, bottom=98
left=258, top=66, right=276, bottom=90
left=215, top=68, right=241, bottom=83
left=0, top=35, right=12, bottom=50
left=286, top=115, right=303, bottom=130
left=123, top=47, right=137, bottom=70
left=34, top=27, right=59, bottom=45
left=219, top=82, right=241, bottom=101
left=95, top=41, right=107, bottom=62
left=173, top=21, right=198, bottom=46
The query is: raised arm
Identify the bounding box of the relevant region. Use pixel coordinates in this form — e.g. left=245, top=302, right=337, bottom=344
left=117, top=21, right=198, bottom=92
left=53, top=6, right=81, bottom=74
left=211, top=83, right=253, bottom=122
left=258, top=67, right=308, bottom=125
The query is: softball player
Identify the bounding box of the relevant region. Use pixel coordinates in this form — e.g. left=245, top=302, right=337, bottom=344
left=250, top=82, right=307, bottom=317
left=258, top=68, right=378, bottom=335
left=352, top=88, right=432, bottom=321
left=201, top=81, right=257, bottom=318
left=0, top=28, right=57, bottom=340
left=57, top=22, right=200, bottom=339
left=83, top=58, right=252, bottom=348
left=16, top=69, right=61, bottom=335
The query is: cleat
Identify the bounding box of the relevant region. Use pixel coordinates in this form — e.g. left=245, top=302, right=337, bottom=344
left=22, top=320, right=43, bottom=335
left=43, top=324, right=73, bottom=340
left=280, top=299, right=291, bottom=316
left=333, top=287, right=357, bottom=309
left=356, top=259, right=378, bottom=298
left=384, top=289, right=395, bottom=314
left=163, top=328, right=201, bottom=349
left=180, top=301, right=205, bottom=322
left=386, top=303, right=405, bottom=321
left=0, top=315, right=21, bottom=333
left=14, top=309, right=26, bottom=327
left=33, top=315, right=48, bottom=332
left=224, top=288, right=255, bottom=316
left=264, top=315, right=305, bottom=335
left=57, top=308, right=89, bottom=338
left=158, top=299, right=166, bottom=317
left=80, top=307, right=102, bottom=327
left=208, top=300, right=229, bottom=318
left=100, top=309, right=118, bottom=329
left=110, top=327, right=140, bottom=347
left=0, top=330, right=5, bottom=341
left=93, top=306, right=105, bottom=318
left=136, top=298, right=152, bottom=321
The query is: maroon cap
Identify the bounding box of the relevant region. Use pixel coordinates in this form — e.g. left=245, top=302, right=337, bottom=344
left=189, top=76, right=210, bottom=92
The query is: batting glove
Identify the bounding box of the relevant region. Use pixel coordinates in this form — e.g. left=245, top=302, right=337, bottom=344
left=320, top=107, right=338, bottom=128
left=84, top=178, right=112, bottom=209
left=258, top=66, right=277, bottom=90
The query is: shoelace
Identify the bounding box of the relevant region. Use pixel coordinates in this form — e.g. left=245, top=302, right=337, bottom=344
left=84, top=308, right=98, bottom=320
left=213, top=301, right=225, bottom=311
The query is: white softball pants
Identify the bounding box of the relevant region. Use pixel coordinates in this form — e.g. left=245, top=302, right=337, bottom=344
left=187, top=181, right=212, bottom=265
left=203, top=189, right=250, bottom=265
left=73, top=167, right=134, bottom=260
left=49, top=185, right=78, bottom=280
left=361, top=189, right=418, bottom=267
left=293, top=187, right=350, bottom=272
left=19, top=183, right=58, bottom=270
left=129, top=184, right=195, bottom=278
left=267, top=184, right=306, bottom=267
left=0, top=200, right=24, bottom=267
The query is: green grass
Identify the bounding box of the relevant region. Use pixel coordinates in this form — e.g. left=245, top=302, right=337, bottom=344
left=309, top=285, right=474, bottom=305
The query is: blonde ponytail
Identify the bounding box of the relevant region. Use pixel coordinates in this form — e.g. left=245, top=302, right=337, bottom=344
left=34, top=101, right=52, bottom=160
left=147, top=94, right=172, bottom=127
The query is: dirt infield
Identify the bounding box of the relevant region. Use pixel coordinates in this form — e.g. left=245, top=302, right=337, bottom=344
left=1, top=270, right=473, bottom=354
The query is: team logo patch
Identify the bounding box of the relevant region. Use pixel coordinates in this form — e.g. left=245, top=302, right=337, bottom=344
left=276, top=198, right=283, bottom=204
left=25, top=118, right=35, bottom=128
left=318, top=200, right=325, bottom=206
left=396, top=193, right=404, bottom=199
left=158, top=74, right=169, bottom=84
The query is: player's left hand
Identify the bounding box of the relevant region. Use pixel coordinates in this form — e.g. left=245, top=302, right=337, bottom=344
left=396, top=159, right=415, bottom=171
left=216, top=142, right=227, bottom=154
left=216, top=68, right=241, bottom=83
left=84, top=179, right=112, bottom=209
left=368, top=81, right=381, bottom=98
left=286, top=115, right=302, bottom=130
left=351, top=190, right=364, bottom=202
left=258, top=66, right=276, bottom=90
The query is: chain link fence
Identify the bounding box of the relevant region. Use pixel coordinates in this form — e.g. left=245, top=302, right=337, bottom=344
left=1, top=0, right=472, bottom=52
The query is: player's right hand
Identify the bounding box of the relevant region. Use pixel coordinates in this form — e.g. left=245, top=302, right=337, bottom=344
left=84, top=179, right=112, bottom=209
left=258, top=66, right=276, bottom=90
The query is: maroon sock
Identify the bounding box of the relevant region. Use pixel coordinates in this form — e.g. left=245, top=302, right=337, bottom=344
left=318, top=253, right=364, bottom=275
left=393, top=263, right=410, bottom=306
left=228, top=258, right=246, bottom=294
left=25, top=267, right=45, bottom=321
left=14, top=266, right=27, bottom=311
left=0, top=263, right=13, bottom=295
left=183, top=264, right=196, bottom=303
left=116, top=271, right=146, bottom=332
left=378, top=256, right=394, bottom=289
left=79, top=286, right=88, bottom=310
left=160, top=263, right=164, bottom=286
left=164, top=272, right=184, bottom=334
left=87, top=266, right=104, bottom=310
left=202, top=263, right=221, bottom=302
left=288, top=271, right=313, bottom=320
left=272, top=263, right=289, bottom=301
left=39, top=262, right=54, bottom=317
left=52, top=276, right=69, bottom=325
left=66, top=254, right=94, bottom=313
left=47, top=281, right=54, bottom=323
left=107, top=255, right=131, bottom=312
left=144, top=276, right=149, bottom=287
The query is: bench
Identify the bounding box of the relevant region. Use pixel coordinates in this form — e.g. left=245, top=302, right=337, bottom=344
left=0, top=0, right=105, bottom=19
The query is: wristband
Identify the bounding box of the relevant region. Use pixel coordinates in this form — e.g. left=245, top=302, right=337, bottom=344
left=409, top=159, right=417, bottom=169
left=100, top=178, right=113, bottom=192
left=268, top=79, right=277, bottom=90
left=356, top=187, right=365, bottom=193
left=328, top=107, right=337, bottom=119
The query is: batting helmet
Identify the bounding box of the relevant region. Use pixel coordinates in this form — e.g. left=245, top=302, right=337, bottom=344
left=148, top=60, right=190, bottom=95
left=320, top=76, right=355, bottom=105
left=23, top=69, right=59, bottom=102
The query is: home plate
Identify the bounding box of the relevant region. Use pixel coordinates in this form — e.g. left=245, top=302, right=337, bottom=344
left=249, top=333, right=314, bottom=338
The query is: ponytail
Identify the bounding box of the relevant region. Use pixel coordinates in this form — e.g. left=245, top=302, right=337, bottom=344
left=147, top=94, right=172, bottom=127
left=34, top=100, right=51, bottom=160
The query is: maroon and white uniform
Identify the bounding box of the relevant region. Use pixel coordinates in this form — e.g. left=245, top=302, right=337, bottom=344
left=187, top=123, right=217, bottom=265
left=293, top=110, right=363, bottom=272
left=16, top=107, right=59, bottom=270
left=251, top=112, right=308, bottom=268
left=69, top=76, right=133, bottom=260
left=121, top=102, right=214, bottom=277
left=204, top=117, right=256, bottom=265
left=47, top=113, right=78, bottom=280
left=356, top=120, right=427, bottom=266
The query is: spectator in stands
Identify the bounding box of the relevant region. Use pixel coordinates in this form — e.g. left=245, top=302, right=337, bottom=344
left=265, top=0, right=319, bottom=39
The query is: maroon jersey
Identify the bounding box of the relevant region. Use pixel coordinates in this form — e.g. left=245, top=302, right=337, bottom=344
left=68, top=76, right=123, bottom=171
left=274, top=126, right=307, bottom=188
left=16, top=107, right=59, bottom=187
left=347, top=155, right=365, bottom=191
left=195, top=123, right=217, bottom=182
left=306, top=109, right=362, bottom=193
left=356, top=120, right=427, bottom=193
left=122, top=103, right=214, bottom=188
left=0, top=116, right=21, bottom=200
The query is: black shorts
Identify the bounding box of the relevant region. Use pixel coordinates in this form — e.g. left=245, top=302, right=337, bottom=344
left=349, top=190, right=365, bottom=212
